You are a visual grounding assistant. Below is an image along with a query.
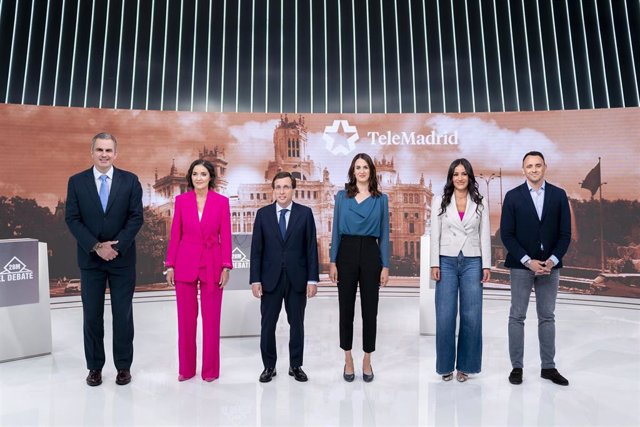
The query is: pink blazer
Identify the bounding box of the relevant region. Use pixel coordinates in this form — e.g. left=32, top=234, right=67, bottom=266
left=165, top=190, right=233, bottom=284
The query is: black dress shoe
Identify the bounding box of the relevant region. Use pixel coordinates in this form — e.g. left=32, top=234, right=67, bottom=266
left=86, top=369, right=102, bottom=386
left=343, top=365, right=355, bottom=382
left=259, top=367, right=276, bottom=383
left=509, top=368, right=523, bottom=385
left=541, top=368, right=569, bottom=386
left=115, top=369, right=132, bottom=385
left=363, top=367, right=374, bottom=383
left=289, top=366, right=308, bottom=382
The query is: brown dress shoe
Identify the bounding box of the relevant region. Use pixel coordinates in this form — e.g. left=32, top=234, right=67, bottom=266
left=115, top=369, right=132, bottom=385
left=86, top=369, right=102, bottom=386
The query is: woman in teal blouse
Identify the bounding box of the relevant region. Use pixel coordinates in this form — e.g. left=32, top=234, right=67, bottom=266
left=329, top=153, right=390, bottom=383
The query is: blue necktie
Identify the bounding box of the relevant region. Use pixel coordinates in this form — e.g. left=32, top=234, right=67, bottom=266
left=279, top=208, right=288, bottom=239
left=99, top=175, right=109, bottom=212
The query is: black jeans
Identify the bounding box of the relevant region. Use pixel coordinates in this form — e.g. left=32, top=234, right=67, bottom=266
left=337, top=235, right=382, bottom=353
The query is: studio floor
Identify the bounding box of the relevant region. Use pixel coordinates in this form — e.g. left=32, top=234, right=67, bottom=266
left=1, top=287, right=639, bottom=427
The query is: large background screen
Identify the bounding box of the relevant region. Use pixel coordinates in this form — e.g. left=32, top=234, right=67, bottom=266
left=1, top=105, right=638, bottom=298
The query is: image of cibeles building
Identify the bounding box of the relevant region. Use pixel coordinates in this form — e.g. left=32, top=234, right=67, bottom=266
left=152, top=115, right=432, bottom=278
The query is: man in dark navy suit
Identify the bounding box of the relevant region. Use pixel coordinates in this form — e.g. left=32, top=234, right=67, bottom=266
left=250, top=171, right=319, bottom=383
left=65, top=133, right=143, bottom=387
left=501, top=151, right=571, bottom=386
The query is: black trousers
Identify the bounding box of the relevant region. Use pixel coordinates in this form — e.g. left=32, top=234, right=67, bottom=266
left=80, top=265, right=136, bottom=370
left=337, top=235, right=382, bottom=353
left=260, top=269, right=307, bottom=368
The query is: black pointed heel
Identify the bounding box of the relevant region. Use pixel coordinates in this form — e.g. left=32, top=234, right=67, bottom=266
left=363, top=367, right=374, bottom=383
left=343, top=365, right=355, bottom=382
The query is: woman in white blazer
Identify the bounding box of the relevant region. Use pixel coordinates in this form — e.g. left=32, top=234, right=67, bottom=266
left=430, top=159, right=491, bottom=382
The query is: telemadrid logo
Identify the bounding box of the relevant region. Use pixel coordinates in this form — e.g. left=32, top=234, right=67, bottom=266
left=0, top=256, right=34, bottom=282
left=323, top=120, right=360, bottom=155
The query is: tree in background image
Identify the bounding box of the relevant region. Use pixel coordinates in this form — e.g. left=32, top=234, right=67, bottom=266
left=136, top=206, right=168, bottom=285
left=0, top=196, right=79, bottom=279
left=0, top=196, right=54, bottom=240
left=568, top=199, right=640, bottom=270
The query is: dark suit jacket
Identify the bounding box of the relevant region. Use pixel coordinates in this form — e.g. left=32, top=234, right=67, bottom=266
left=65, top=167, right=144, bottom=269
left=500, top=181, right=571, bottom=269
left=250, top=202, right=319, bottom=292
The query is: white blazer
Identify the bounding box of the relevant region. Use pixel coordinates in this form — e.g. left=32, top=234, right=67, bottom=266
left=430, top=194, right=492, bottom=269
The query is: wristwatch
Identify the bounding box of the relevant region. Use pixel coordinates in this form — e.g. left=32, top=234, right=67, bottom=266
left=92, top=242, right=103, bottom=252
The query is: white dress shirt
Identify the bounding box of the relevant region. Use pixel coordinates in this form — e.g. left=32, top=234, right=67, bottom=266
left=276, top=202, right=292, bottom=228
left=520, top=181, right=559, bottom=266
left=92, top=166, right=114, bottom=193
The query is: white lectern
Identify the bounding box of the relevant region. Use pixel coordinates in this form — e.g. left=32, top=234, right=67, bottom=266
left=220, top=233, right=260, bottom=337
left=0, top=239, right=52, bottom=362
left=419, top=234, right=436, bottom=335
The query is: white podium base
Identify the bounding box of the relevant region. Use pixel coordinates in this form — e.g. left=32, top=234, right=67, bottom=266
left=0, top=242, right=52, bottom=362
left=220, top=289, right=261, bottom=337
left=419, top=234, right=436, bottom=335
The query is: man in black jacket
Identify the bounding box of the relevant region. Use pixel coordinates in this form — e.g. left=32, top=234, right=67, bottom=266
left=65, top=133, right=143, bottom=387
left=501, top=151, right=571, bottom=386
left=249, top=172, right=319, bottom=383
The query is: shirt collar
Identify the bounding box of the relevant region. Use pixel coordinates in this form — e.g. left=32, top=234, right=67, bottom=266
left=276, top=202, right=293, bottom=213
left=526, top=180, right=546, bottom=193
left=93, top=166, right=114, bottom=180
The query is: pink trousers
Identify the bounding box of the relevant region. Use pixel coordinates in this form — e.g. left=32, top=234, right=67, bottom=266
left=175, top=267, right=223, bottom=380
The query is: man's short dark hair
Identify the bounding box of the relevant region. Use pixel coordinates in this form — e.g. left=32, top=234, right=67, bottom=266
left=522, top=151, right=545, bottom=165
left=271, top=171, right=296, bottom=189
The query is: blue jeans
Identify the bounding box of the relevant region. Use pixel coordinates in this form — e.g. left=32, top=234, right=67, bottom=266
left=508, top=268, right=559, bottom=369
left=435, top=253, right=483, bottom=375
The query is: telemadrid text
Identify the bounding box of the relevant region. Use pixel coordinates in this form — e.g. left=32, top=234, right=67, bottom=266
left=368, top=131, right=459, bottom=145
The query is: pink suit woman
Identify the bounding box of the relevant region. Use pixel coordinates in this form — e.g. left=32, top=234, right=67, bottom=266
left=165, top=159, right=232, bottom=382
